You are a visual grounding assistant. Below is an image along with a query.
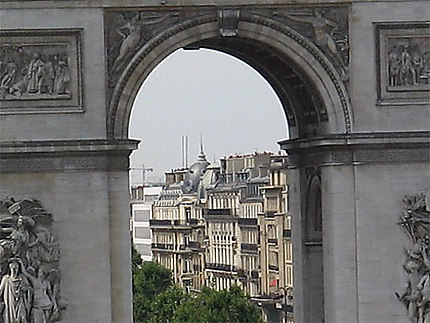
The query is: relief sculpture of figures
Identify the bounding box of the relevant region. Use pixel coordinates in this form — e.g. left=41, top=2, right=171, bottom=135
left=0, top=198, right=67, bottom=323
left=387, top=39, right=430, bottom=88
left=0, top=46, right=71, bottom=101
left=109, top=11, right=180, bottom=75
left=397, top=193, right=430, bottom=323
left=274, top=9, right=349, bottom=82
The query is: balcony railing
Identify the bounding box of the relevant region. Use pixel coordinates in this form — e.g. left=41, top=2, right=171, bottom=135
left=149, top=219, right=202, bottom=227
left=187, top=241, right=201, bottom=250
left=151, top=243, right=174, bottom=250
left=241, top=243, right=258, bottom=252
left=268, top=265, right=279, bottom=271
left=238, top=218, right=258, bottom=226
left=204, top=208, right=231, bottom=216
left=205, top=263, right=236, bottom=272
left=149, top=219, right=173, bottom=226
left=268, top=238, right=278, bottom=245
left=188, top=218, right=198, bottom=225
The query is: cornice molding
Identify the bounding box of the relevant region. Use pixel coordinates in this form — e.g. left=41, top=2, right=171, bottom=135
left=279, top=132, right=430, bottom=167
left=0, top=139, right=139, bottom=173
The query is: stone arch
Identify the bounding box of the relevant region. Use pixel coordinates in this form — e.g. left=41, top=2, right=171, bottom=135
left=107, top=11, right=352, bottom=140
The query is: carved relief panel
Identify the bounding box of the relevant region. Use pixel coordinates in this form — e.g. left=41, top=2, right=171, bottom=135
left=376, top=23, right=430, bottom=105
left=0, top=198, right=67, bottom=322
left=397, top=193, right=430, bottom=323
left=0, top=29, right=83, bottom=114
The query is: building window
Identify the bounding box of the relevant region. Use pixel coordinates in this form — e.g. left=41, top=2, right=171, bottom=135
left=134, top=209, right=151, bottom=222
left=135, top=227, right=150, bottom=239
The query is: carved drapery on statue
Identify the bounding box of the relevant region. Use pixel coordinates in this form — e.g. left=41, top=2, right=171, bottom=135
left=0, top=198, right=67, bottom=323
left=397, top=193, right=430, bottom=323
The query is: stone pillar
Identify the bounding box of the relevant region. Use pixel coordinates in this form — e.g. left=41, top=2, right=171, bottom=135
left=108, top=169, right=133, bottom=323
left=0, top=139, right=138, bottom=323
left=281, top=131, right=430, bottom=323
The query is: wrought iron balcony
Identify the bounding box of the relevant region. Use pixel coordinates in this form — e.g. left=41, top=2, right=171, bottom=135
left=268, top=238, right=278, bottom=245
left=151, top=243, right=174, bottom=250
left=205, top=263, right=236, bottom=272
left=187, top=241, right=201, bottom=250
left=149, top=219, right=173, bottom=226
left=238, top=218, right=258, bottom=226
left=149, top=219, right=201, bottom=228
left=204, top=208, right=231, bottom=216
left=268, top=265, right=279, bottom=271
left=241, top=243, right=258, bottom=252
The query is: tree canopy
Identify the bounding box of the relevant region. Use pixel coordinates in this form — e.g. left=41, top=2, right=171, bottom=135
left=132, top=246, right=262, bottom=323
left=132, top=247, right=173, bottom=322
left=173, top=286, right=263, bottom=323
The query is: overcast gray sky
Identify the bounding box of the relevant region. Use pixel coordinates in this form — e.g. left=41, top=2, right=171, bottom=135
left=129, top=48, right=288, bottom=184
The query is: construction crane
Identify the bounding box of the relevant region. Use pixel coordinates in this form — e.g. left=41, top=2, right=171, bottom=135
left=130, top=164, right=153, bottom=186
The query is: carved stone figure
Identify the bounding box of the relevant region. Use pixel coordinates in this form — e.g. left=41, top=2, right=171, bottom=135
left=18, top=261, right=56, bottom=323
left=0, top=58, right=17, bottom=99
left=27, top=53, right=45, bottom=94
left=0, top=260, right=30, bottom=323
left=274, top=9, right=349, bottom=81
left=53, top=60, right=70, bottom=95
left=111, top=13, right=142, bottom=73
left=0, top=46, right=72, bottom=101
left=387, top=39, right=430, bottom=88
left=110, top=11, right=180, bottom=74
left=397, top=193, right=430, bottom=323
left=0, top=198, right=66, bottom=323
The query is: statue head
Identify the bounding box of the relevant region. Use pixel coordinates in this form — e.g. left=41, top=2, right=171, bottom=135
left=17, top=216, right=23, bottom=227
left=8, top=261, right=19, bottom=276
left=37, top=268, right=46, bottom=279
left=313, top=8, right=325, bottom=17
left=404, top=260, right=420, bottom=273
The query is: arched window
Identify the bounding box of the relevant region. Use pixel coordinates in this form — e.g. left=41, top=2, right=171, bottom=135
left=306, top=175, right=322, bottom=241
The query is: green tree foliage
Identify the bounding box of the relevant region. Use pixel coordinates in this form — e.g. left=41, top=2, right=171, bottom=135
left=132, top=246, right=173, bottom=322
left=132, top=247, right=262, bottom=323
left=149, top=285, right=188, bottom=323
left=173, top=286, right=263, bottom=323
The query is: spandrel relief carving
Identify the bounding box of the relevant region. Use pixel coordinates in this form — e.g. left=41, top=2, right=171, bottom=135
left=270, top=7, right=349, bottom=82
left=0, top=198, right=67, bottom=323
left=397, top=193, right=430, bottom=323
left=106, top=11, right=181, bottom=80
left=105, top=9, right=214, bottom=95
left=377, top=24, right=430, bottom=105
left=0, top=30, right=82, bottom=114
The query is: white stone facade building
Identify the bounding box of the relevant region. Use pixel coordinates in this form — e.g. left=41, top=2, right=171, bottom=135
left=130, top=185, right=163, bottom=261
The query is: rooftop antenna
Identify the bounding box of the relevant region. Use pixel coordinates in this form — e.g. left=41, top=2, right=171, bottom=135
left=181, top=136, right=184, bottom=168
left=181, top=135, right=189, bottom=168
left=186, top=135, right=189, bottom=168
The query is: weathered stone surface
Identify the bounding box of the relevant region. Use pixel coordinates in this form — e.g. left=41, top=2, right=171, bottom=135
left=0, top=1, right=428, bottom=322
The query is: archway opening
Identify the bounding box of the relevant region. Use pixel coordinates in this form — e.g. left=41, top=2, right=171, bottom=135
left=108, top=14, right=350, bottom=140
left=129, top=48, right=288, bottom=184
left=111, top=15, right=349, bottom=322
left=128, top=47, right=298, bottom=322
